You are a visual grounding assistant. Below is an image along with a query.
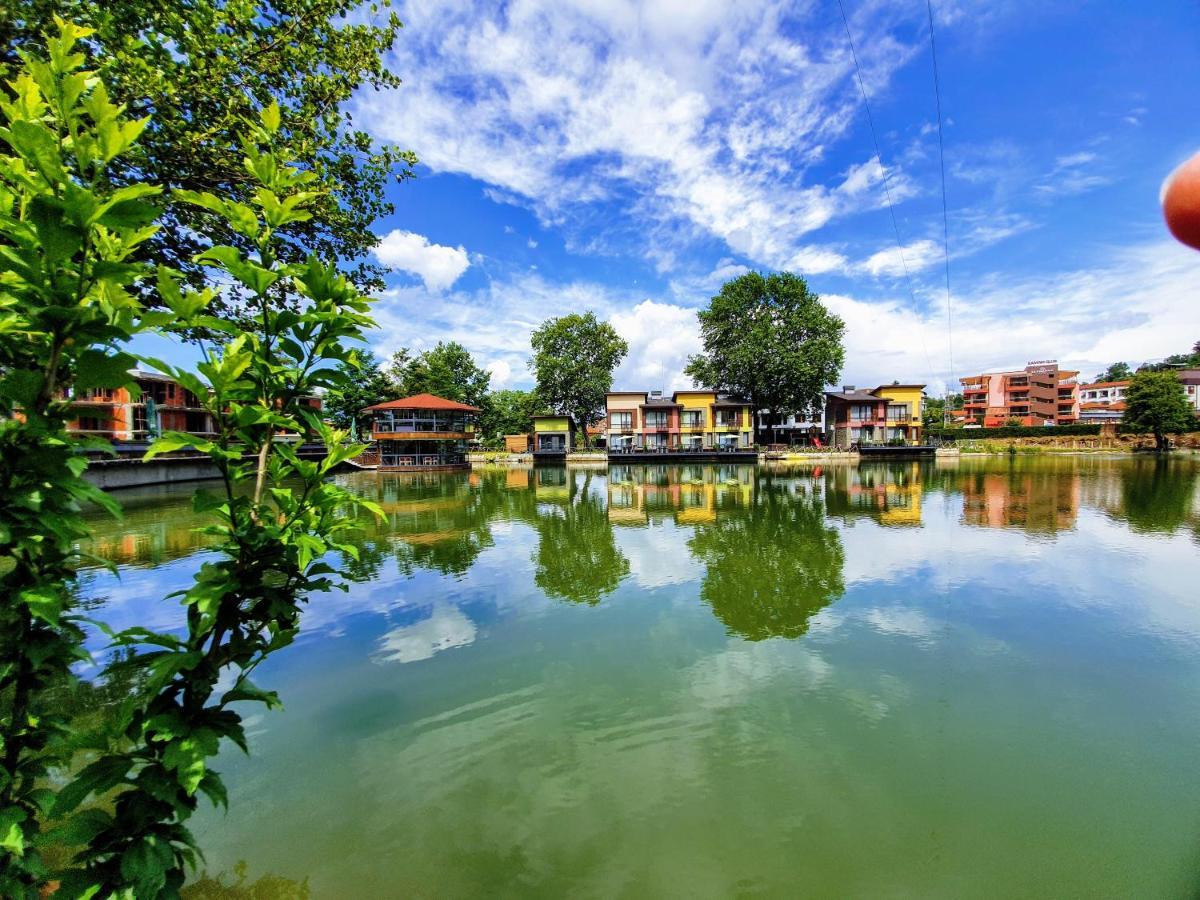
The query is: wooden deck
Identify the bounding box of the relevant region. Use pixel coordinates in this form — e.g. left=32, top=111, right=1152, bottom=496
left=857, top=445, right=937, bottom=458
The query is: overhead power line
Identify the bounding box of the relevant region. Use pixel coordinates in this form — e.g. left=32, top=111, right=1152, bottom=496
left=926, top=0, right=956, bottom=395
left=835, top=0, right=935, bottom=385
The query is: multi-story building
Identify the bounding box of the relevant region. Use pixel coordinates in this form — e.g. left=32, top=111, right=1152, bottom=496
left=1077, top=379, right=1129, bottom=423
left=756, top=409, right=825, bottom=446
left=604, top=390, right=754, bottom=451
left=824, top=383, right=926, bottom=448
left=960, top=361, right=1079, bottom=426
left=364, top=393, right=478, bottom=470
left=1179, top=369, right=1200, bottom=416
left=57, top=369, right=324, bottom=443
left=66, top=369, right=216, bottom=441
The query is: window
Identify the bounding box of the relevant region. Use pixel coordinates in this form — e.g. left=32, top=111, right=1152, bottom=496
left=610, top=411, right=633, bottom=429
left=851, top=403, right=875, bottom=420
left=887, top=403, right=910, bottom=421
left=644, top=412, right=668, bottom=428
left=716, top=411, right=739, bottom=427
left=681, top=410, right=703, bottom=427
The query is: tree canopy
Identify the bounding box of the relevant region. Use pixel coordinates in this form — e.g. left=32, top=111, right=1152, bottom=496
left=1138, top=341, right=1200, bottom=373
left=1123, top=370, right=1195, bottom=450
left=1, top=0, right=417, bottom=316
left=1093, top=361, right=1132, bottom=382
left=529, top=312, right=628, bottom=446
left=322, top=351, right=396, bottom=434
left=684, top=272, right=844, bottom=439
left=391, top=341, right=491, bottom=409
left=480, top=389, right=544, bottom=443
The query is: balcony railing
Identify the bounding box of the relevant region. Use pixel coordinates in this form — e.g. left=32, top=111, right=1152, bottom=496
left=379, top=452, right=466, bottom=467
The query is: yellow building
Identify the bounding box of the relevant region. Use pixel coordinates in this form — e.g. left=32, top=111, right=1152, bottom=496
left=873, top=383, right=925, bottom=445
left=672, top=390, right=754, bottom=450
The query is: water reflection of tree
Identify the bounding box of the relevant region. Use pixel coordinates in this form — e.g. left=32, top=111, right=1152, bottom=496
left=532, top=472, right=629, bottom=604
left=1115, top=458, right=1199, bottom=535
left=183, top=862, right=309, bottom=899
left=688, top=478, right=844, bottom=640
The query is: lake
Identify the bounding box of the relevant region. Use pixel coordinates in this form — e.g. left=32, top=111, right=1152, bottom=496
left=78, top=456, right=1200, bottom=898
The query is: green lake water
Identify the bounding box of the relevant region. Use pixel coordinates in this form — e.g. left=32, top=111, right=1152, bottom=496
left=79, top=456, right=1200, bottom=898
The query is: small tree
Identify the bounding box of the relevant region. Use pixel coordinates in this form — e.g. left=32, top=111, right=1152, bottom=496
left=1, top=26, right=384, bottom=896
left=1123, top=370, right=1195, bottom=451
left=529, top=313, right=628, bottom=448
left=684, top=272, right=844, bottom=442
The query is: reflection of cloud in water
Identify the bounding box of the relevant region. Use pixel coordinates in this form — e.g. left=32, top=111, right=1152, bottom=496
left=375, top=603, right=477, bottom=664
left=865, top=608, right=937, bottom=641
left=616, top=524, right=700, bottom=590
left=687, top=641, right=832, bottom=711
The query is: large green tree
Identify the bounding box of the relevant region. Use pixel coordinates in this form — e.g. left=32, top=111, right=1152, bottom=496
left=529, top=312, right=628, bottom=447
left=685, top=272, right=844, bottom=442
left=391, top=341, right=491, bottom=409
left=1, top=0, right=416, bottom=315
left=480, top=389, right=543, bottom=443
left=1123, top=370, right=1195, bottom=451
left=323, top=350, right=396, bottom=435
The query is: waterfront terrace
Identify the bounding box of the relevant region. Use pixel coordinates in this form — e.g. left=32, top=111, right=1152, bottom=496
left=364, top=393, right=479, bottom=470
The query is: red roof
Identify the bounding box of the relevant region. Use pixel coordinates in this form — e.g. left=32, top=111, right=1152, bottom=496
left=363, top=393, right=480, bottom=412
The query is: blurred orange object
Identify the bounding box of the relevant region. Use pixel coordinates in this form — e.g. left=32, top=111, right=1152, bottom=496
left=1163, top=151, right=1200, bottom=250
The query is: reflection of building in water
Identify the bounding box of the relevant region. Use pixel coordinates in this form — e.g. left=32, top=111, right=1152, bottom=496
left=83, top=518, right=215, bottom=567
left=824, top=463, right=925, bottom=527
left=961, top=471, right=1080, bottom=533
left=606, top=465, right=754, bottom=526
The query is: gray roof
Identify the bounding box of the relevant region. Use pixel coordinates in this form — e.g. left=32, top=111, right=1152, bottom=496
left=826, top=391, right=886, bottom=403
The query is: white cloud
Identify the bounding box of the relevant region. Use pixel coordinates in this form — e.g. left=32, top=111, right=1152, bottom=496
left=355, top=0, right=928, bottom=272
left=609, top=299, right=702, bottom=392
left=1034, top=148, right=1113, bottom=198
left=486, top=358, right=513, bottom=389
left=527, top=238, right=538, bottom=249
left=373, top=229, right=471, bottom=291
left=858, top=239, right=942, bottom=277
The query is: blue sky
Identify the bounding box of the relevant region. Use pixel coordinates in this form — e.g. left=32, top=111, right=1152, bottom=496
left=148, top=0, right=1200, bottom=394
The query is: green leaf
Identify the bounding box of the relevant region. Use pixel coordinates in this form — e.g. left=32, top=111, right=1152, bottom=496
left=196, top=245, right=279, bottom=295
left=75, top=350, right=137, bottom=392
left=0, top=369, right=43, bottom=407
left=52, top=756, right=133, bottom=817
left=0, top=806, right=27, bottom=856
left=221, top=680, right=281, bottom=708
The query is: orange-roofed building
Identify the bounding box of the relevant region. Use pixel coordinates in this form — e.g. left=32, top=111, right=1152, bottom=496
left=363, top=393, right=479, bottom=470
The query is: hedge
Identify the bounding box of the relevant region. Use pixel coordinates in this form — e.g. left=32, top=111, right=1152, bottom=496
left=927, top=424, right=1101, bottom=440
left=929, top=421, right=1200, bottom=440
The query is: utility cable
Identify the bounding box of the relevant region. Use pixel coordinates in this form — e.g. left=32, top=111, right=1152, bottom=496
left=836, top=0, right=936, bottom=386
left=926, top=0, right=956, bottom=404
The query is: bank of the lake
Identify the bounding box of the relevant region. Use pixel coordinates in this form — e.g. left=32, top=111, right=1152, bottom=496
left=78, top=456, right=1200, bottom=897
